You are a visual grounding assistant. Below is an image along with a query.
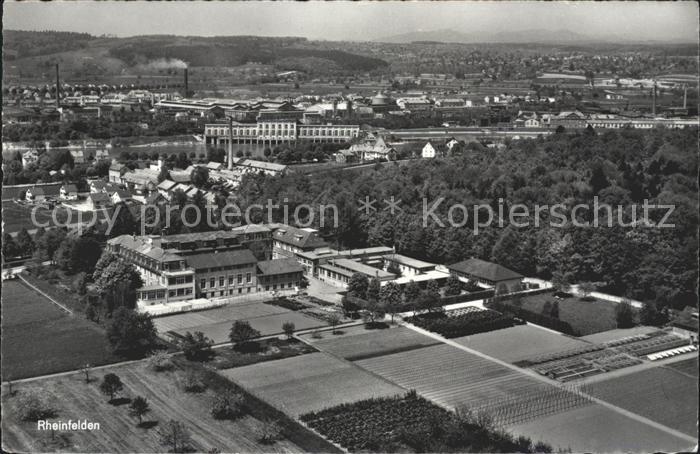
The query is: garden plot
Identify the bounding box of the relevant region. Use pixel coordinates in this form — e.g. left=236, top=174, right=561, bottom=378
left=302, top=325, right=439, bottom=360
left=220, top=352, right=404, bottom=416
left=355, top=344, right=588, bottom=424
left=454, top=325, right=591, bottom=363
left=588, top=366, right=699, bottom=436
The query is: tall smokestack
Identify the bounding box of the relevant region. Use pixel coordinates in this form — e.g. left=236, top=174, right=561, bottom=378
left=55, top=64, right=60, bottom=109
left=683, top=86, right=687, bottom=110
left=652, top=82, right=657, bottom=117
left=184, top=68, right=188, bottom=98
left=228, top=117, right=234, bottom=170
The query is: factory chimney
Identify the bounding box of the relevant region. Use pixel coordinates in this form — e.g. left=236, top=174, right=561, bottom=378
left=652, top=82, right=656, bottom=117
left=55, top=64, right=60, bottom=109
left=683, top=86, right=687, bottom=110
left=228, top=117, right=234, bottom=170
left=184, top=68, right=188, bottom=98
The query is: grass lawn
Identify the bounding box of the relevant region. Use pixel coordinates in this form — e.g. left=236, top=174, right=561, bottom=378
left=454, top=325, right=591, bottom=363
left=299, top=325, right=439, bottom=361
left=21, top=269, right=85, bottom=314
left=588, top=366, right=699, bottom=436
left=666, top=357, right=698, bottom=377
left=209, top=338, right=317, bottom=369
left=509, top=403, right=694, bottom=453
left=0, top=361, right=311, bottom=453
left=1, top=280, right=120, bottom=380
left=220, top=352, right=405, bottom=416
left=1, top=201, right=78, bottom=234
left=517, top=292, right=623, bottom=336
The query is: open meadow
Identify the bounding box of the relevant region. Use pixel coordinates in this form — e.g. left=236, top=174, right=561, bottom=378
left=1, top=280, right=118, bottom=379
left=220, top=352, right=405, bottom=416
left=153, top=302, right=327, bottom=344
left=300, top=325, right=439, bottom=361
left=453, top=325, right=591, bottom=363
left=588, top=364, right=699, bottom=436
left=1, top=361, right=309, bottom=453
left=517, top=293, right=621, bottom=335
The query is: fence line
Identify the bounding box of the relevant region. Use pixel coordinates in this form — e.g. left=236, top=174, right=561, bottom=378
left=17, top=274, right=74, bottom=315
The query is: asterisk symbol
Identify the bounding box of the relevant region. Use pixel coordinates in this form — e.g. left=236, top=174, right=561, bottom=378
left=358, top=196, right=376, bottom=214
left=383, top=196, right=402, bottom=214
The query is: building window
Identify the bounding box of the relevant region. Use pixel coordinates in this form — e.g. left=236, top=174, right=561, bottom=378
left=246, top=273, right=252, bottom=283
left=219, top=276, right=225, bottom=287
left=185, top=288, right=192, bottom=295
left=237, top=274, right=243, bottom=284
left=238, top=288, right=242, bottom=294
left=169, top=290, right=176, bottom=297
left=210, top=278, right=215, bottom=288
left=229, top=275, right=234, bottom=285
left=200, top=279, right=206, bottom=289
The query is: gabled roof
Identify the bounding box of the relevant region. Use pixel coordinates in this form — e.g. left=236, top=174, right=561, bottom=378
left=447, top=258, right=523, bottom=282
left=257, top=258, right=304, bottom=275
left=89, top=192, right=111, bottom=203
left=28, top=186, right=45, bottom=195
left=272, top=224, right=328, bottom=250
left=157, top=179, right=177, bottom=191
left=206, top=161, right=224, bottom=170
left=170, top=171, right=191, bottom=183
left=185, top=249, right=257, bottom=270
left=111, top=189, right=132, bottom=199
left=61, top=184, right=78, bottom=193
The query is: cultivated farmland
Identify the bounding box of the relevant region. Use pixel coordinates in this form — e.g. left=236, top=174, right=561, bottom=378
left=1, top=280, right=118, bottom=379
left=220, top=352, right=405, bottom=416
left=509, top=403, right=695, bottom=453
left=354, top=343, right=587, bottom=423
left=454, top=325, right=591, bottom=363
left=0, top=361, right=305, bottom=453
left=588, top=365, right=699, bottom=436
left=666, top=357, right=698, bottom=377
left=301, top=325, right=439, bottom=360
left=153, top=302, right=327, bottom=344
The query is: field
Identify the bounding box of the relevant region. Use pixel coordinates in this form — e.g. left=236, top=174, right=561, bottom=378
left=453, top=325, right=591, bottom=363
left=509, top=403, right=695, bottom=453
left=354, top=343, right=587, bottom=423
left=300, top=325, right=439, bottom=361
left=588, top=365, right=699, bottom=436
left=405, top=308, right=515, bottom=338
left=220, top=352, right=405, bottom=416
left=517, top=293, right=621, bottom=335
left=666, top=357, right=698, bottom=377
left=579, top=326, right=660, bottom=344
left=153, top=302, right=327, bottom=344
left=1, top=280, right=119, bottom=379
left=0, top=361, right=305, bottom=453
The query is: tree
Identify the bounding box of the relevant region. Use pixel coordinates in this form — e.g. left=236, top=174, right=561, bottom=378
left=159, top=420, right=192, bottom=453
left=615, top=301, right=636, bottom=328
left=191, top=166, right=209, bottom=188
left=229, top=320, right=261, bottom=346
left=550, top=301, right=560, bottom=319
left=341, top=295, right=360, bottom=317
left=282, top=321, right=295, bottom=339
left=444, top=275, right=462, bottom=296
left=328, top=314, right=341, bottom=334
left=106, top=307, right=158, bottom=357
left=15, top=228, right=35, bottom=257
left=181, top=331, right=214, bottom=361
left=2, top=232, right=19, bottom=259
left=80, top=363, right=92, bottom=383
left=589, top=161, right=610, bottom=195
left=99, top=373, right=123, bottom=402
left=404, top=280, right=420, bottom=305
left=578, top=282, right=597, bottom=300
left=93, top=252, right=144, bottom=314
left=366, top=277, right=381, bottom=303
left=551, top=271, right=571, bottom=295
left=129, top=396, right=151, bottom=425
left=640, top=302, right=668, bottom=327
left=379, top=282, right=402, bottom=323
left=157, top=164, right=170, bottom=183
left=211, top=390, right=244, bottom=420
left=15, top=391, right=55, bottom=421
left=108, top=203, right=138, bottom=237
left=347, top=273, right=369, bottom=298
left=256, top=421, right=283, bottom=445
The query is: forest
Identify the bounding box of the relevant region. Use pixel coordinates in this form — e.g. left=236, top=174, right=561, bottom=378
left=233, top=128, right=698, bottom=309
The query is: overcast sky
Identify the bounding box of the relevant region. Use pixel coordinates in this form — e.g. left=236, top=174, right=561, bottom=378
left=3, top=1, right=698, bottom=42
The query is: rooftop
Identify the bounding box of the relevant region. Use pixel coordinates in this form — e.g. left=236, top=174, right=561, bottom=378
left=328, top=258, right=395, bottom=279
left=383, top=253, right=436, bottom=270
left=257, top=258, right=304, bottom=275
left=185, top=249, right=258, bottom=270
left=447, top=258, right=523, bottom=282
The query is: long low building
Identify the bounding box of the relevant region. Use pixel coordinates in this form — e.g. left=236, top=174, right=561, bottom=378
left=204, top=121, right=360, bottom=146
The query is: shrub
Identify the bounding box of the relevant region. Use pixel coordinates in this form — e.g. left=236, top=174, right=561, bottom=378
left=147, top=351, right=174, bottom=372
left=211, top=390, right=245, bottom=420
left=178, top=370, right=206, bottom=393
left=15, top=391, right=56, bottom=421
left=406, top=309, right=515, bottom=338
left=181, top=331, right=214, bottom=361
left=255, top=420, right=283, bottom=444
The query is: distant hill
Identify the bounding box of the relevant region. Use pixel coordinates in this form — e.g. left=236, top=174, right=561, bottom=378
left=376, top=28, right=619, bottom=44
left=2, top=30, right=389, bottom=76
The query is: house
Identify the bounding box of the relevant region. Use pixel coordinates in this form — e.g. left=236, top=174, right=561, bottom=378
left=271, top=224, right=329, bottom=260
left=333, top=149, right=356, bottom=163
left=447, top=258, right=523, bottom=293
left=157, top=179, right=178, bottom=199
left=26, top=186, right=46, bottom=202
left=111, top=188, right=133, bottom=204
left=90, top=180, right=110, bottom=193
left=256, top=258, right=304, bottom=293
left=206, top=161, right=224, bottom=171
left=21, top=150, right=39, bottom=168
left=60, top=184, right=79, bottom=200
left=109, top=162, right=127, bottom=183
left=88, top=192, right=112, bottom=210
left=422, top=141, right=439, bottom=158
left=351, top=137, right=395, bottom=162
left=170, top=170, right=192, bottom=184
